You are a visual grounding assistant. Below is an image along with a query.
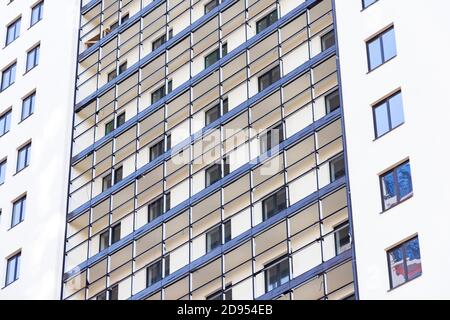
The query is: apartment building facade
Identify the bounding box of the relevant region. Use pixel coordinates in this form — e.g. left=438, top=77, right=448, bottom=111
left=63, top=0, right=354, bottom=300
left=1, top=0, right=448, bottom=301
left=0, top=0, right=79, bottom=299
left=336, top=0, right=450, bottom=299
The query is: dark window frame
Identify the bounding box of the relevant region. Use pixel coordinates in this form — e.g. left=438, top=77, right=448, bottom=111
left=5, top=252, right=21, bottom=287
left=26, top=44, right=40, bottom=72
left=256, top=9, right=278, bottom=34
left=387, top=236, right=422, bottom=290
left=372, top=91, right=404, bottom=139
left=0, top=109, right=12, bottom=137
left=21, top=91, right=36, bottom=121
left=329, top=153, right=346, bottom=183
left=334, top=221, right=350, bottom=255
left=258, top=65, right=280, bottom=92
left=262, top=188, right=287, bottom=221
left=204, top=0, right=220, bottom=14
left=366, top=26, right=397, bottom=71
left=30, top=1, right=44, bottom=27
left=1, top=62, right=17, bottom=91
left=11, top=195, right=26, bottom=228
left=379, top=160, right=413, bottom=212
left=16, top=142, right=31, bottom=173
left=321, top=30, right=335, bottom=51
left=5, top=17, right=21, bottom=46
left=0, top=159, right=6, bottom=185
left=264, top=255, right=290, bottom=293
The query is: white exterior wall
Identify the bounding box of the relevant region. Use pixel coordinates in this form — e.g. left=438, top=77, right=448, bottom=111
left=0, top=0, right=79, bottom=299
left=335, top=0, right=450, bottom=299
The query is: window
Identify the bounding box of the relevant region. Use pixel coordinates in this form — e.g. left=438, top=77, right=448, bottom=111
left=21, top=92, right=36, bottom=120
left=5, top=252, right=21, bottom=286
left=362, top=0, right=378, bottom=9
left=151, top=85, right=166, bottom=104
left=16, top=142, right=31, bottom=172
left=102, top=174, right=112, bottom=191
left=107, top=62, right=127, bottom=82
left=0, top=160, right=6, bottom=185
left=96, top=284, right=119, bottom=300
left=260, top=124, right=283, bottom=154
left=321, top=30, right=335, bottom=51
left=329, top=154, right=345, bottom=182
left=109, top=13, right=129, bottom=32
left=373, top=91, right=404, bottom=138
left=205, top=0, right=219, bottom=14
left=30, top=1, right=44, bottom=26
left=0, top=110, right=12, bottom=137
left=117, top=112, right=126, bottom=127
left=99, top=229, right=109, bottom=252
left=206, top=284, right=232, bottom=300
left=258, top=66, right=280, bottom=92
left=114, top=166, right=123, bottom=184
left=26, top=45, right=40, bottom=72
left=152, top=34, right=166, bottom=51
left=205, top=100, right=228, bottom=126
left=206, top=221, right=231, bottom=253
left=205, top=163, right=221, bottom=187
left=388, top=236, right=422, bottom=289
left=146, top=256, right=169, bottom=287
left=149, top=139, right=164, bottom=161
left=5, top=17, right=20, bottom=46
left=262, top=188, right=286, bottom=221
left=1, top=62, right=17, bottom=91
left=118, top=62, right=127, bottom=75
left=380, top=161, right=413, bottom=211
left=325, top=90, right=340, bottom=114
left=367, top=27, right=397, bottom=71
left=105, top=119, right=114, bottom=135
left=148, top=194, right=170, bottom=222
left=102, top=166, right=122, bottom=192
left=105, top=112, right=125, bottom=135
left=99, top=223, right=121, bottom=251
left=334, top=222, right=351, bottom=255
left=205, top=49, right=220, bottom=69
left=11, top=195, right=26, bottom=228
left=264, top=256, right=289, bottom=293
left=256, top=10, right=278, bottom=34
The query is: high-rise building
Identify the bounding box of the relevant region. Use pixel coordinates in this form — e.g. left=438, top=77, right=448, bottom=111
left=1, top=0, right=449, bottom=300
left=63, top=0, right=354, bottom=300
left=0, top=0, right=79, bottom=299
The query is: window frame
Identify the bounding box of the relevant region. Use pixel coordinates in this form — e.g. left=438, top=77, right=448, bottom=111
left=372, top=90, right=404, bottom=139
left=204, top=0, right=220, bottom=14
left=387, top=236, right=422, bottom=290
left=25, top=44, right=40, bottom=73
left=5, top=17, right=21, bottom=46
left=11, top=195, right=26, bottom=228
left=16, top=142, right=31, bottom=173
left=21, top=91, right=36, bottom=121
left=261, top=188, right=287, bottom=221
left=264, top=255, right=290, bottom=293
left=30, top=1, right=44, bottom=27
left=256, top=9, right=278, bottom=34
left=379, top=160, right=413, bottom=212
left=0, top=159, right=6, bottom=185
left=0, top=109, right=12, bottom=137
left=366, top=26, right=397, bottom=71
left=1, top=62, right=17, bottom=92
left=258, top=65, right=280, bottom=92
left=321, top=30, right=335, bottom=51
left=5, top=252, right=21, bottom=287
